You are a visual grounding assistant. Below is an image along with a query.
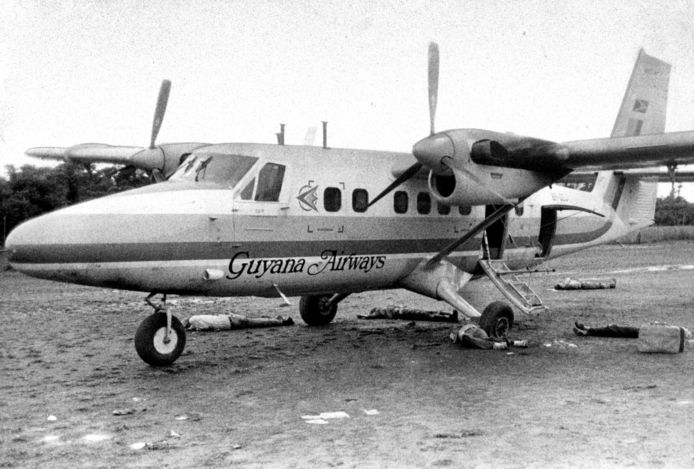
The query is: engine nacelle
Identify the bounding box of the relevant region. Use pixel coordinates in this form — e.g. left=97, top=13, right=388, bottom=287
left=429, top=167, right=553, bottom=205
left=424, top=130, right=565, bottom=206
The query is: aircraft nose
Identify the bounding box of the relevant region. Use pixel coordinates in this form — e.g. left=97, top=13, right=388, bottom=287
left=412, top=133, right=454, bottom=174
left=5, top=213, right=56, bottom=267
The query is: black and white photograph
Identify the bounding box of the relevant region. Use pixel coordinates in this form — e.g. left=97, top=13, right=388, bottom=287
left=1, top=1, right=693, bottom=467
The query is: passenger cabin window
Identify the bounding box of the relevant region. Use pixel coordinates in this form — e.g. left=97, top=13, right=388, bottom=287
left=352, top=189, right=368, bottom=213
left=324, top=187, right=342, bottom=212
left=417, top=192, right=431, bottom=214
left=394, top=191, right=408, bottom=214
left=515, top=204, right=524, bottom=216
left=169, top=154, right=258, bottom=187
left=437, top=203, right=450, bottom=215
left=459, top=206, right=472, bottom=216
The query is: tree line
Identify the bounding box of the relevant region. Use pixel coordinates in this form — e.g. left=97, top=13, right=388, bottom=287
left=1, top=163, right=151, bottom=244
left=1, top=164, right=694, bottom=245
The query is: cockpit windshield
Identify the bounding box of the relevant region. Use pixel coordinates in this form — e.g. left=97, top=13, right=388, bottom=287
left=169, top=154, right=258, bottom=187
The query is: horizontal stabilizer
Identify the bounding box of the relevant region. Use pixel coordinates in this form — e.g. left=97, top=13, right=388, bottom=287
left=563, top=170, right=694, bottom=184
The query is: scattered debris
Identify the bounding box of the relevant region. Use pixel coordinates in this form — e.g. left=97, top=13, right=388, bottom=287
left=363, top=409, right=380, bottom=416
left=174, top=412, right=202, bottom=421
left=358, top=306, right=459, bottom=323
left=555, top=278, right=616, bottom=290
left=434, top=430, right=484, bottom=439
left=82, top=434, right=111, bottom=443
left=47, top=415, right=57, bottom=422
left=169, top=430, right=182, bottom=438
left=302, top=411, right=350, bottom=424
left=41, top=435, right=61, bottom=444
left=130, top=439, right=176, bottom=451
left=623, top=384, right=657, bottom=392
left=302, top=411, right=350, bottom=420
left=544, top=339, right=578, bottom=349
left=146, top=440, right=173, bottom=450
left=112, top=408, right=136, bottom=416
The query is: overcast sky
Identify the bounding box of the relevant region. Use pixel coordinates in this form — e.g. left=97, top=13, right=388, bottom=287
left=1, top=0, right=693, bottom=198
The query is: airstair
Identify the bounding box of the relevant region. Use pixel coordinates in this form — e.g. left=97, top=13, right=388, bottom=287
left=478, top=259, right=548, bottom=316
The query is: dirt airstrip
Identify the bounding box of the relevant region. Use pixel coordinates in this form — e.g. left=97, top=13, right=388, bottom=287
left=1, top=242, right=693, bottom=468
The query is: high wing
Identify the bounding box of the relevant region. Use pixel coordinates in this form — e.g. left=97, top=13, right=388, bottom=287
left=377, top=46, right=693, bottom=208
left=27, top=142, right=209, bottom=180
left=524, top=131, right=694, bottom=172
left=25, top=80, right=209, bottom=180
left=466, top=47, right=694, bottom=174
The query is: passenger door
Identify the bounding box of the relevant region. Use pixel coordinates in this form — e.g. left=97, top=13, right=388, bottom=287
left=233, top=162, right=290, bottom=234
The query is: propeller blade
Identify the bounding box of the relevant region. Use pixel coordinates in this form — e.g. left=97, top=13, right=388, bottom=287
left=428, top=42, right=439, bottom=136
left=367, top=162, right=423, bottom=208
left=150, top=79, right=171, bottom=149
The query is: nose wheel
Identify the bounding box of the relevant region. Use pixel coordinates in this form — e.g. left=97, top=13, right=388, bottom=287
left=135, top=294, right=186, bottom=366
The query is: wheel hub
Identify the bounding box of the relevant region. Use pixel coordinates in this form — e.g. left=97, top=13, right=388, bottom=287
left=153, top=327, right=178, bottom=354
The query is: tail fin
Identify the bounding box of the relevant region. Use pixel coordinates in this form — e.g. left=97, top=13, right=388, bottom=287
left=593, top=50, right=671, bottom=211
left=611, top=49, right=671, bottom=137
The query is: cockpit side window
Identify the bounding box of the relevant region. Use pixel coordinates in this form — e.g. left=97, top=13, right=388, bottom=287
left=254, top=163, right=286, bottom=202
left=240, top=178, right=255, bottom=200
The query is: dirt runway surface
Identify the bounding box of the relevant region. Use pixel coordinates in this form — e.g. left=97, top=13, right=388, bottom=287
left=1, top=242, right=693, bottom=468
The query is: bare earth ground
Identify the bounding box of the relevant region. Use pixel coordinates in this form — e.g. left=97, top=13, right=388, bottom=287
left=1, top=242, right=693, bottom=468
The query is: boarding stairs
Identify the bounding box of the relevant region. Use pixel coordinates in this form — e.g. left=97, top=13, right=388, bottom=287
left=478, top=259, right=548, bottom=316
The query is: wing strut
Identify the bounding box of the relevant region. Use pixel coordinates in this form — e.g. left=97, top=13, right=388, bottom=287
left=426, top=202, right=520, bottom=268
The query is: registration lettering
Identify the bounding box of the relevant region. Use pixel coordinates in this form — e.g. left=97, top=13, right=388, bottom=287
left=227, top=250, right=386, bottom=280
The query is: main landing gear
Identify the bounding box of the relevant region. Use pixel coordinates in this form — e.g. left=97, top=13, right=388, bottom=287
left=135, top=293, right=186, bottom=366
left=299, top=293, right=348, bottom=325
left=479, top=301, right=514, bottom=338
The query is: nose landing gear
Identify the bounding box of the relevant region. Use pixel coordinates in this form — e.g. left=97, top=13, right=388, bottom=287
left=135, top=293, right=186, bottom=366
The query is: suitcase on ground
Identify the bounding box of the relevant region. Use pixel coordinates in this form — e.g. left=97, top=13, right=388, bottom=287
left=637, top=325, right=685, bottom=353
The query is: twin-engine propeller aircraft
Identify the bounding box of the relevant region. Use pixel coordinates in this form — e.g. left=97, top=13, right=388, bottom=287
left=8, top=44, right=694, bottom=366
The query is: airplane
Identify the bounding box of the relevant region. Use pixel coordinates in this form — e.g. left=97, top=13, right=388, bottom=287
left=7, top=44, right=694, bottom=366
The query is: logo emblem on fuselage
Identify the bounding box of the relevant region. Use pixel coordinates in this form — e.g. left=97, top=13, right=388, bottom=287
left=297, top=182, right=319, bottom=211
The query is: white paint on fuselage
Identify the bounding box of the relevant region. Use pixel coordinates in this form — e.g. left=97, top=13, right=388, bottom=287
left=7, top=143, right=643, bottom=300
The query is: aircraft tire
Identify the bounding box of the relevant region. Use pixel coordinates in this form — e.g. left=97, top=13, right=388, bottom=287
left=479, top=301, right=514, bottom=338
left=134, top=312, right=186, bottom=366
left=299, top=295, right=337, bottom=326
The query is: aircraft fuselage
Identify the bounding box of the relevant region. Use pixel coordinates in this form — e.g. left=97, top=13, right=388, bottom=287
left=6, top=141, right=650, bottom=300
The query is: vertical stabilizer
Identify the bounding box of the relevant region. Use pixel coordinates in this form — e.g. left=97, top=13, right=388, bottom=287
left=594, top=50, right=671, bottom=209
left=611, top=49, right=671, bottom=137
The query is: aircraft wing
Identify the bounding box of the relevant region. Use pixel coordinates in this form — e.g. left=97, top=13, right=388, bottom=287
left=525, top=131, right=694, bottom=173
left=26, top=144, right=145, bottom=165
